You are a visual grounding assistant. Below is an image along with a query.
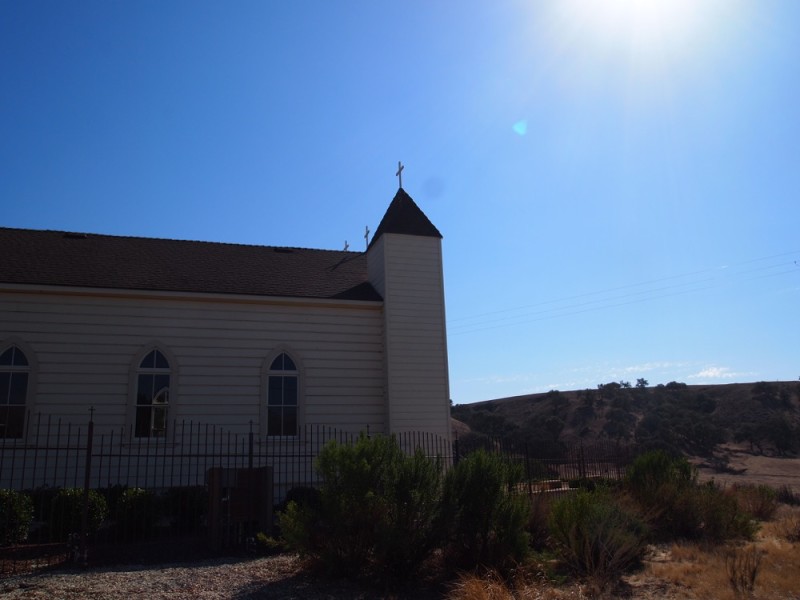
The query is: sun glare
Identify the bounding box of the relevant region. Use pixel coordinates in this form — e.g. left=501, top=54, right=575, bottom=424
left=589, top=0, right=699, bottom=39
left=550, top=0, right=725, bottom=73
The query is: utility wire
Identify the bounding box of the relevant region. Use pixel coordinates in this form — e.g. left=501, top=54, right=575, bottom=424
left=447, top=251, right=800, bottom=336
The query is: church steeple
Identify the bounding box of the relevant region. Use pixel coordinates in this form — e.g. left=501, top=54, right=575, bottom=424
left=366, top=188, right=451, bottom=442
left=369, top=188, right=442, bottom=249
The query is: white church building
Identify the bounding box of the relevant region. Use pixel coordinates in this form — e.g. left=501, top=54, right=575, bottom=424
left=0, top=188, right=452, bottom=453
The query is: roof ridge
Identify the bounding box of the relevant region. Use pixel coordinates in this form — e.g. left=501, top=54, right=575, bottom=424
left=0, top=226, right=363, bottom=256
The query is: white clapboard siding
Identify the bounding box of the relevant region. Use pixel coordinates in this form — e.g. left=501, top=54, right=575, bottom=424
left=367, top=234, right=452, bottom=441
left=0, top=289, right=385, bottom=436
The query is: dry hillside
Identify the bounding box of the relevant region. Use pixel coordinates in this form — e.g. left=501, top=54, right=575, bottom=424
left=451, top=381, right=800, bottom=462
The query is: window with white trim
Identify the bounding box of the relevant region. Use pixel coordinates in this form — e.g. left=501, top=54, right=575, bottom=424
left=266, top=353, right=298, bottom=436
left=135, top=349, right=170, bottom=438
left=0, top=346, right=28, bottom=439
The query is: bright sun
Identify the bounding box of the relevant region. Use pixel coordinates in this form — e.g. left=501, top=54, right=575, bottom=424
left=586, top=0, right=698, bottom=36
left=551, top=0, right=718, bottom=71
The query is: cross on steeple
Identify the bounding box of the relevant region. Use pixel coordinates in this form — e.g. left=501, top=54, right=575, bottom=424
left=364, top=226, right=370, bottom=249
left=395, top=161, right=404, bottom=188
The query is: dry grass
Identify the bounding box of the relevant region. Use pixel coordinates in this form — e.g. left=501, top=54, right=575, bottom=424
left=646, top=516, right=800, bottom=599
left=730, top=484, right=779, bottom=521
left=451, top=504, right=800, bottom=600
left=446, top=570, right=588, bottom=600
left=761, top=505, right=800, bottom=542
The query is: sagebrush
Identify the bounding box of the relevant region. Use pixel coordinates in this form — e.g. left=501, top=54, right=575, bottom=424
left=0, top=488, right=33, bottom=545
left=49, top=488, right=108, bottom=541
left=626, top=451, right=755, bottom=542
left=441, top=449, right=531, bottom=571
left=548, top=487, right=648, bottom=589
left=280, top=434, right=443, bottom=580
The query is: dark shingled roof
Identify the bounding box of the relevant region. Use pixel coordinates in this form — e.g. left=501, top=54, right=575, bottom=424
left=0, top=228, right=382, bottom=302
left=369, top=188, right=442, bottom=248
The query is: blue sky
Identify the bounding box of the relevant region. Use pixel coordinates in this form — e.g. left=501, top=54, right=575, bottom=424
left=2, top=1, right=798, bottom=403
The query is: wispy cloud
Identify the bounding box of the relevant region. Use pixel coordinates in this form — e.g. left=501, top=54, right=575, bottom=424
left=564, top=361, right=691, bottom=384
left=458, top=373, right=534, bottom=385
left=453, top=360, right=761, bottom=405
left=688, top=366, right=746, bottom=380
left=616, top=361, right=688, bottom=375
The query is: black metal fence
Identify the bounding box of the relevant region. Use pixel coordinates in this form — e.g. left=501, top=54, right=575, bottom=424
left=453, top=432, right=637, bottom=494
left=1, top=413, right=635, bottom=576
left=0, top=413, right=454, bottom=575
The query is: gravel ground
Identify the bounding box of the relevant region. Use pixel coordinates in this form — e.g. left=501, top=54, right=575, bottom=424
left=0, top=555, right=454, bottom=600
left=0, top=550, right=722, bottom=600
left=0, top=554, right=424, bottom=600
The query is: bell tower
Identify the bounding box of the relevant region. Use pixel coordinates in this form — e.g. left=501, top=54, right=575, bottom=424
left=366, top=187, right=451, bottom=443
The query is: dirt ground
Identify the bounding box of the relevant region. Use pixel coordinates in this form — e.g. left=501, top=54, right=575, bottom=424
left=694, top=444, right=800, bottom=490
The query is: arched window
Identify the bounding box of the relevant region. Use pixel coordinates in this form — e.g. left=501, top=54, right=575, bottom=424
left=267, top=352, right=298, bottom=437
left=135, top=349, right=170, bottom=438
left=0, top=346, right=29, bottom=439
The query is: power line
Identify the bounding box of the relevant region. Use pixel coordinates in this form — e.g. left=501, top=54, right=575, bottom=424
left=447, top=251, right=800, bottom=336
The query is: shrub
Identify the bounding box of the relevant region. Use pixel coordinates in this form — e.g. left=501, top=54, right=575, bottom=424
left=279, top=434, right=443, bottom=581
left=279, top=486, right=321, bottom=513
left=279, top=500, right=318, bottom=556
left=0, top=489, right=34, bottom=545
left=733, top=484, right=779, bottom=521
left=254, top=531, right=286, bottom=555
left=775, top=512, right=800, bottom=542
left=624, top=451, right=694, bottom=540
left=776, top=485, right=799, bottom=506
left=49, top=488, right=108, bottom=541
left=726, top=545, right=762, bottom=596
left=624, top=451, right=753, bottom=542
left=526, top=492, right=552, bottom=551
left=373, top=447, right=444, bottom=579
left=163, top=486, right=207, bottom=534
left=115, top=487, right=161, bottom=540
left=678, top=481, right=756, bottom=543
left=441, top=450, right=531, bottom=571
left=548, top=488, right=648, bottom=589
left=626, top=450, right=694, bottom=505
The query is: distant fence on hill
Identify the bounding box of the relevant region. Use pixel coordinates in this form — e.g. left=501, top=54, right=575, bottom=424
left=453, top=432, right=637, bottom=492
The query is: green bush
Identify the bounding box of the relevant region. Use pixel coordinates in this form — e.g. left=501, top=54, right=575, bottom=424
left=279, top=486, right=321, bottom=513
left=625, top=450, right=695, bottom=539
left=254, top=531, right=286, bottom=555
left=548, top=488, right=648, bottom=589
left=279, top=499, right=318, bottom=555
left=163, top=486, right=207, bottom=534
left=626, top=450, right=694, bottom=504
left=50, top=488, right=108, bottom=541
left=441, top=449, right=530, bottom=571
left=527, top=492, right=553, bottom=551
left=0, top=489, right=34, bottom=545
left=625, top=451, right=755, bottom=542
left=280, top=434, right=443, bottom=581
left=115, top=487, right=161, bottom=540
left=373, top=447, right=444, bottom=579
left=733, top=484, right=779, bottom=521
left=677, top=481, right=756, bottom=542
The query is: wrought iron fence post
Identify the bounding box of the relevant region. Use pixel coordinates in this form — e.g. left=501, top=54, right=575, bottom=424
left=79, top=407, right=95, bottom=566
left=524, top=442, right=533, bottom=496
left=248, top=421, right=254, bottom=470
